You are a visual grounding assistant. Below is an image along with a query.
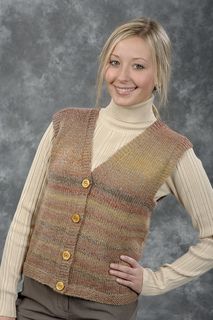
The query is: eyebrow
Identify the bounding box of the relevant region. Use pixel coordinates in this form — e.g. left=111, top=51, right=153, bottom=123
left=110, top=53, right=148, bottom=62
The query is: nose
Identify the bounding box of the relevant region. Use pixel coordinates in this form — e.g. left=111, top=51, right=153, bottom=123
left=117, top=64, right=130, bottom=82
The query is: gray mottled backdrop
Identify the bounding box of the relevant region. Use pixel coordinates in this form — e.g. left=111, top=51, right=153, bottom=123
left=0, top=0, right=212, bottom=319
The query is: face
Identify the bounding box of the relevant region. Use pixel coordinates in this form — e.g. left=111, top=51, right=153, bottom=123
left=104, top=36, right=156, bottom=106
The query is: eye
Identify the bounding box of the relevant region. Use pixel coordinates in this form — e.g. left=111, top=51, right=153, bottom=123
left=133, top=63, right=145, bottom=70
left=109, top=59, right=120, bottom=66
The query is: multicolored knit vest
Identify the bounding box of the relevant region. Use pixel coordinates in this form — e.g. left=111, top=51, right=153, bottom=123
left=23, top=108, right=192, bottom=305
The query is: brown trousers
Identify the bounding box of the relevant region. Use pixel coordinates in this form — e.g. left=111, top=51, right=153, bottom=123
left=16, top=277, right=138, bottom=320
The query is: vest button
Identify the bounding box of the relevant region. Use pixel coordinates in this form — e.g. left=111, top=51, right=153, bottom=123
left=56, top=281, right=65, bottom=291
left=62, top=250, right=72, bottom=261
left=81, top=178, right=91, bottom=188
left=71, top=214, right=81, bottom=223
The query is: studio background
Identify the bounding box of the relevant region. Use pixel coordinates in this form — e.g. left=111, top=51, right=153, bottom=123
left=0, top=0, right=212, bottom=319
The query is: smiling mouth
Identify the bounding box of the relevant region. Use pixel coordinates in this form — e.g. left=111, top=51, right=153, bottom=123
left=114, top=86, right=137, bottom=96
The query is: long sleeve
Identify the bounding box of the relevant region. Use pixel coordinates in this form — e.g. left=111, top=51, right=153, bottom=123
left=142, top=148, right=213, bottom=295
left=0, top=123, right=54, bottom=317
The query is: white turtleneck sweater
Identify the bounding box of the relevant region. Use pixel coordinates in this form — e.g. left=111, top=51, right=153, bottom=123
left=0, top=97, right=213, bottom=317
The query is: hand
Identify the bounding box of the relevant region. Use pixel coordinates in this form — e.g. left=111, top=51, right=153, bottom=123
left=0, top=317, right=16, bottom=320
left=109, top=255, right=143, bottom=294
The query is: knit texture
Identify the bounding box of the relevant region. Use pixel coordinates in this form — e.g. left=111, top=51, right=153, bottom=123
left=23, top=107, right=192, bottom=305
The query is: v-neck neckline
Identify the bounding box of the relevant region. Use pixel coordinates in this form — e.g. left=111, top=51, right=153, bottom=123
left=83, top=109, right=164, bottom=176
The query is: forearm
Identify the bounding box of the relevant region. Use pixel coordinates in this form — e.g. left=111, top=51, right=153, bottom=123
left=0, top=123, right=53, bottom=317
left=142, top=148, right=213, bottom=295
left=0, top=215, right=34, bottom=316
left=142, top=236, right=213, bottom=295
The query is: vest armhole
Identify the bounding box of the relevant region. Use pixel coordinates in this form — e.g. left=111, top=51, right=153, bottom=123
left=52, top=108, right=74, bottom=138
left=52, top=107, right=94, bottom=138
left=52, top=112, right=61, bottom=138
left=154, top=135, right=193, bottom=198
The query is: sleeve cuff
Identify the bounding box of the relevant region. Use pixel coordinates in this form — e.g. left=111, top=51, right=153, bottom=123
left=0, top=290, right=17, bottom=317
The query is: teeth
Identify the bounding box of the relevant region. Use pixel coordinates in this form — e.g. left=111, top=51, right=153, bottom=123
left=115, top=87, right=136, bottom=93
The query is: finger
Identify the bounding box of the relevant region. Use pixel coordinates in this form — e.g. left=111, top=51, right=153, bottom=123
left=116, top=277, right=142, bottom=294
left=120, top=255, right=140, bottom=268
left=109, top=269, right=135, bottom=281
left=110, top=263, right=134, bottom=275
left=115, top=277, right=134, bottom=290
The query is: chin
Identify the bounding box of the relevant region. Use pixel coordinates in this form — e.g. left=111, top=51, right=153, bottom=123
left=112, top=95, right=141, bottom=106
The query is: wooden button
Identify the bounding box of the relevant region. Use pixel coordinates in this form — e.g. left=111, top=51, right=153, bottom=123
left=62, top=250, right=72, bottom=261
left=56, top=281, right=65, bottom=291
left=81, top=178, right=91, bottom=188
left=71, top=214, right=81, bottom=223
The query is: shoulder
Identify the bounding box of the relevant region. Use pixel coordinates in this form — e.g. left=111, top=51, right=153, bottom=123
left=52, top=107, right=98, bottom=137
left=152, top=121, right=194, bottom=179
left=53, top=106, right=93, bottom=121
left=158, top=120, right=193, bottom=150
left=142, top=119, right=193, bottom=166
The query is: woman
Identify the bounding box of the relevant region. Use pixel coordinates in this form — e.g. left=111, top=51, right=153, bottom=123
left=0, top=17, right=212, bottom=320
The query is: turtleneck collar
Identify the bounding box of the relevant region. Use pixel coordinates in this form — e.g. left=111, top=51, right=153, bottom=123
left=99, top=95, right=157, bottom=131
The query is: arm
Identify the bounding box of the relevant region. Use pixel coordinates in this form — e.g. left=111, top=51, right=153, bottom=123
left=0, top=123, right=54, bottom=318
left=142, top=147, right=213, bottom=295
left=109, top=148, right=213, bottom=295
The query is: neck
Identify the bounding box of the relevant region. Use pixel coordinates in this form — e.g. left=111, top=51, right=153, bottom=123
left=102, top=95, right=156, bottom=124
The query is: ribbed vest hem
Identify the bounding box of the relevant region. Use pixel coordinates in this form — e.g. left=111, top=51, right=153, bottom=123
left=23, top=266, right=138, bottom=305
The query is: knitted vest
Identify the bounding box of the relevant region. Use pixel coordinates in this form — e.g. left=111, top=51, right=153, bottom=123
left=23, top=107, right=192, bottom=305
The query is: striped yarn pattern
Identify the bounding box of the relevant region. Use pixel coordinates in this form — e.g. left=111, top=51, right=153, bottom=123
left=23, top=108, right=192, bottom=305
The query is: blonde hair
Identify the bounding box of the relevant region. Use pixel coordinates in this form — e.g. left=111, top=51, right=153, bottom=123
left=96, top=17, right=171, bottom=108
